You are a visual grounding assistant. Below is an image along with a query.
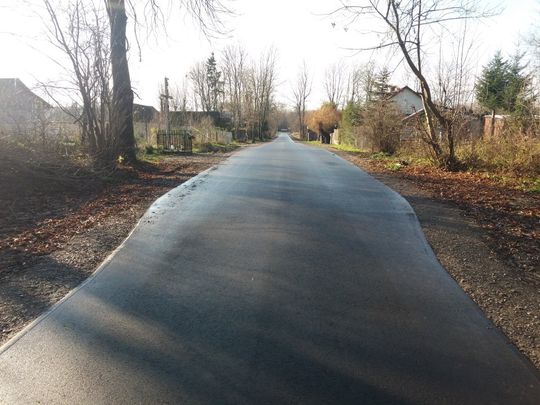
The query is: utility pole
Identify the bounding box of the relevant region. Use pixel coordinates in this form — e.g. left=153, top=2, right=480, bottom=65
left=160, top=77, right=173, bottom=149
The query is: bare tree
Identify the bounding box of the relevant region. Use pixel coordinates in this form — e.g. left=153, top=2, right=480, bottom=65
left=291, top=62, right=312, bottom=140
left=431, top=20, right=479, bottom=145
left=332, top=0, right=495, bottom=168
left=527, top=10, right=540, bottom=85
left=170, top=77, right=191, bottom=112
left=363, top=98, right=403, bottom=154
left=189, top=61, right=212, bottom=112
left=105, top=0, right=135, bottom=161
left=434, top=21, right=475, bottom=111
left=103, top=0, right=232, bottom=162
left=245, top=48, right=278, bottom=141
left=43, top=0, right=113, bottom=163
left=324, top=62, right=345, bottom=108
left=222, top=44, right=247, bottom=139
left=344, top=62, right=376, bottom=105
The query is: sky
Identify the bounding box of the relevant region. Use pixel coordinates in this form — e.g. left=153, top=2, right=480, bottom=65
left=0, top=0, right=538, bottom=110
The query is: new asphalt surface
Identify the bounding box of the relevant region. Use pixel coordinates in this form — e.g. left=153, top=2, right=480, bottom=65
left=0, top=133, right=539, bottom=404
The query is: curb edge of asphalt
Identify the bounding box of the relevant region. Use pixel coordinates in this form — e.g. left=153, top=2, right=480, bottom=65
left=0, top=163, right=224, bottom=356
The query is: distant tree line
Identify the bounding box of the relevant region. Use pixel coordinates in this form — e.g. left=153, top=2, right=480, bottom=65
left=174, top=46, right=279, bottom=142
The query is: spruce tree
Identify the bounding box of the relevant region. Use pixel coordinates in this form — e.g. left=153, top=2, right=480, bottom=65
left=476, top=51, right=509, bottom=115
left=476, top=51, right=530, bottom=135
left=206, top=52, right=222, bottom=112
left=371, top=67, right=392, bottom=99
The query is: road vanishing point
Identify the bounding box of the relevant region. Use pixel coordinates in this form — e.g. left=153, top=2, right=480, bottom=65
left=0, top=134, right=539, bottom=404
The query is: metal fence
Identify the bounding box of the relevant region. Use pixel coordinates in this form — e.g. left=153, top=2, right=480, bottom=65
left=156, top=129, right=193, bottom=153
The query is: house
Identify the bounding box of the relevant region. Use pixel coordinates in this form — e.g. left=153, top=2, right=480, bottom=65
left=402, top=106, right=483, bottom=141
left=0, top=78, right=52, bottom=137
left=387, top=86, right=423, bottom=116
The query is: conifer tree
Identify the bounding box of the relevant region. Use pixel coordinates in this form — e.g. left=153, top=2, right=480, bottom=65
left=206, top=52, right=223, bottom=111
left=476, top=51, right=529, bottom=135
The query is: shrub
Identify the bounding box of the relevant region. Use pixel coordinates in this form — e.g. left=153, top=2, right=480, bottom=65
left=307, top=102, right=341, bottom=135
left=363, top=100, right=403, bottom=155
left=458, top=132, right=540, bottom=175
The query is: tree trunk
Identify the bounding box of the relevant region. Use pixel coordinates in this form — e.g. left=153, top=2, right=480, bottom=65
left=446, top=123, right=458, bottom=169
left=107, top=0, right=136, bottom=162
left=490, top=110, right=496, bottom=138
left=419, top=90, right=442, bottom=157
left=388, top=1, right=453, bottom=167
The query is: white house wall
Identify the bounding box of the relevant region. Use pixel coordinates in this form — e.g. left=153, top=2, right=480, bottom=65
left=392, top=89, right=423, bottom=115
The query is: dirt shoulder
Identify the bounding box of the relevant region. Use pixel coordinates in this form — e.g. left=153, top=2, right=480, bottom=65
left=328, top=147, right=539, bottom=369
left=0, top=152, right=235, bottom=345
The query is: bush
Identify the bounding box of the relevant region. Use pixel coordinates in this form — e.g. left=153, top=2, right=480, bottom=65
left=363, top=100, right=403, bottom=154
left=307, top=102, right=341, bottom=135
left=339, top=101, right=363, bottom=147
left=338, top=100, right=402, bottom=154
left=458, top=133, right=540, bottom=175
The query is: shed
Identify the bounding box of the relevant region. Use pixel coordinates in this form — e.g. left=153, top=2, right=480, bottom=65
left=0, top=78, right=52, bottom=136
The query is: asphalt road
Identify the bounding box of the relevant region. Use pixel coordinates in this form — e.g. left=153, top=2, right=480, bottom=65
left=0, top=133, right=539, bottom=404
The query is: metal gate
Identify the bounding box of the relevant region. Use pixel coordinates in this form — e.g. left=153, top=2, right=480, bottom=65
left=156, top=129, right=193, bottom=153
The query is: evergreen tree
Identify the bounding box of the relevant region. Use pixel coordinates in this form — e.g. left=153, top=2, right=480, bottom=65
left=476, top=51, right=510, bottom=116
left=476, top=51, right=531, bottom=135
left=505, top=52, right=531, bottom=116
left=339, top=101, right=363, bottom=146
left=371, top=67, right=392, bottom=99
left=206, top=52, right=223, bottom=112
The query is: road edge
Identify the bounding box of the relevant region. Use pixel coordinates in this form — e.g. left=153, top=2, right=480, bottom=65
left=297, top=140, right=540, bottom=374
left=0, top=162, right=225, bottom=355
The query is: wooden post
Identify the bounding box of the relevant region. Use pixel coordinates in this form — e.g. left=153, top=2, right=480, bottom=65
left=160, top=77, right=173, bottom=149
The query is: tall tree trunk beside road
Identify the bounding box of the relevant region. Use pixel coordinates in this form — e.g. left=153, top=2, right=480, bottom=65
left=105, top=0, right=231, bottom=162
left=106, top=0, right=135, bottom=162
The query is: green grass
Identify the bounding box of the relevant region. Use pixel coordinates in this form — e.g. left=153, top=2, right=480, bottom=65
left=524, top=178, right=540, bottom=193
left=370, top=151, right=392, bottom=160
left=193, top=142, right=241, bottom=153
left=513, top=176, right=540, bottom=193
left=329, top=144, right=368, bottom=153
left=385, top=162, right=404, bottom=171
left=137, top=146, right=165, bottom=163
left=301, top=141, right=368, bottom=154
left=139, top=153, right=165, bottom=163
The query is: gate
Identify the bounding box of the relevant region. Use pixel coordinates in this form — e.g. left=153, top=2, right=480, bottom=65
left=156, top=129, right=193, bottom=154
